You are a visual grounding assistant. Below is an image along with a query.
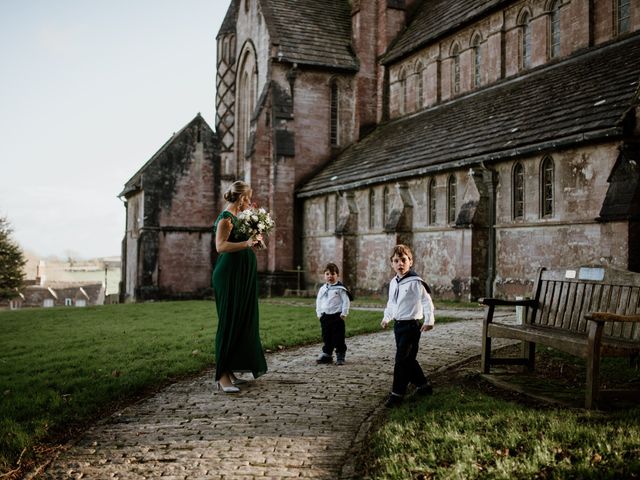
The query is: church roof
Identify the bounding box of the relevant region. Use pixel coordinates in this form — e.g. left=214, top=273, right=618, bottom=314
left=119, top=114, right=215, bottom=198
left=382, top=0, right=510, bottom=64
left=298, top=34, right=640, bottom=197
left=218, top=0, right=239, bottom=38
left=262, top=0, right=358, bottom=71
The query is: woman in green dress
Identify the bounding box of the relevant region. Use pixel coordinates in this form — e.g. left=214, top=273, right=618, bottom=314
left=212, top=181, right=267, bottom=393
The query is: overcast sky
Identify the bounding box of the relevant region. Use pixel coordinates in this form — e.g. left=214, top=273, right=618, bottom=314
left=0, top=1, right=230, bottom=259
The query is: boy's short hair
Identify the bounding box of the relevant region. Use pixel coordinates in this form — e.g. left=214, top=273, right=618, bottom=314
left=323, top=262, right=340, bottom=274
left=390, top=244, right=413, bottom=261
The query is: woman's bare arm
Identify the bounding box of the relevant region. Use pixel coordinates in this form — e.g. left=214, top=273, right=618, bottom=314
left=215, top=218, right=252, bottom=253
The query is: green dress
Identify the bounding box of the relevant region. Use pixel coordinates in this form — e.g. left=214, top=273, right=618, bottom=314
left=212, top=211, right=267, bottom=381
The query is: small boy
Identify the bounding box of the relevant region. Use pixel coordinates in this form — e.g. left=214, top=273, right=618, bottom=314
left=316, top=263, right=352, bottom=365
left=381, top=244, right=435, bottom=407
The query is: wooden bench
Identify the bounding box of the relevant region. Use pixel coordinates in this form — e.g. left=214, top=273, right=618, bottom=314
left=480, top=266, right=640, bottom=409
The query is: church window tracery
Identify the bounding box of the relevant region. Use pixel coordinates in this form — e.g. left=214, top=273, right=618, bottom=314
left=616, top=0, right=631, bottom=35
left=428, top=179, right=437, bottom=225
left=447, top=175, right=457, bottom=223
left=513, top=162, right=525, bottom=219
left=471, top=34, right=482, bottom=88
left=541, top=156, right=555, bottom=217
left=330, top=79, right=339, bottom=146
left=451, top=43, right=461, bottom=95
left=519, top=10, right=532, bottom=69
left=549, top=1, right=561, bottom=59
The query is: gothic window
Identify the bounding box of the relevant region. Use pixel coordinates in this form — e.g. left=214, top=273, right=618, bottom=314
left=416, top=61, right=424, bottom=108
left=451, top=43, right=461, bottom=95
left=471, top=35, right=482, bottom=88
left=324, top=196, right=330, bottom=231
left=616, top=0, right=631, bottom=35
left=549, top=1, right=561, bottom=59
left=330, top=79, right=339, bottom=147
left=513, top=162, right=525, bottom=219
left=519, top=10, right=532, bottom=69
left=236, top=45, right=258, bottom=178
left=383, top=186, right=390, bottom=225
left=541, top=156, right=554, bottom=217
left=244, top=0, right=250, bottom=13
left=369, top=189, right=376, bottom=229
left=428, top=179, right=437, bottom=225
left=335, top=194, right=340, bottom=228
left=447, top=175, right=457, bottom=224
left=399, top=68, right=407, bottom=114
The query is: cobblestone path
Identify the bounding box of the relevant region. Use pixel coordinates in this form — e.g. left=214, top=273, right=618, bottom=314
left=39, top=313, right=514, bottom=479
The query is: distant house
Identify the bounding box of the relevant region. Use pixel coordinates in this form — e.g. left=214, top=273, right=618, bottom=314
left=18, top=283, right=104, bottom=308
left=0, top=290, right=25, bottom=310
left=119, top=114, right=219, bottom=302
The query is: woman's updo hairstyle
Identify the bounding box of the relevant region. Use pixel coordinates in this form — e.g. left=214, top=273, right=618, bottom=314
left=224, top=180, right=251, bottom=203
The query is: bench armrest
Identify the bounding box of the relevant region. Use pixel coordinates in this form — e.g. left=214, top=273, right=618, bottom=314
left=479, top=297, right=538, bottom=308
left=586, top=312, right=640, bottom=323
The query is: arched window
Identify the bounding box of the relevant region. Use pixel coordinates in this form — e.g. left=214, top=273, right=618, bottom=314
left=324, top=196, right=330, bottom=231
left=237, top=45, right=258, bottom=178
left=616, top=0, right=631, bottom=35
left=471, top=35, right=482, bottom=88
left=335, top=194, right=340, bottom=227
left=549, top=1, right=561, bottom=59
left=369, top=189, right=376, bottom=229
left=383, top=186, right=390, bottom=224
left=428, top=179, right=437, bottom=225
left=399, top=68, right=407, bottom=114
left=416, top=61, right=424, bottom=108
left=541, top=156, right=554, bottom=217
left=520, top=10, right=532, bottom=69
left=447, top=175, right=457, bottom=223
left=513, top=163, right=525, bottom=219
left=330, top=79, right=339, bottom=147
left=451, top=43, right=461, bottom=95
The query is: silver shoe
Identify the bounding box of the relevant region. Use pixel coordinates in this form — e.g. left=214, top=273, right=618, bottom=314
left=215, top=381, right=240, bottom=393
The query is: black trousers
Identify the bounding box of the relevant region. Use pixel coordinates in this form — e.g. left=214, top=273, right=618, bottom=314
left=320, top=312, right=347, bottom=356
left=392, top=320, right=428, bottom=395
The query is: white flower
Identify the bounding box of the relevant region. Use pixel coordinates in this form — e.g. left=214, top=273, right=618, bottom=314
left=258, top=222, right=265, bottom=230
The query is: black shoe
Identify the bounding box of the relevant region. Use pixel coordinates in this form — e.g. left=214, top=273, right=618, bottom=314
left=416, top=382, right=433, bottom=396
left=336, top=355, right=345, bottom=365
left=385, top=394, right=403, bottom=408
left=316, top=354, right=333, bottom=364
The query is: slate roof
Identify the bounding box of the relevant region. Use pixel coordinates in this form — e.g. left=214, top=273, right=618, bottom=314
left=382, top=0, right=510, bottom=64
left=262, top=0, right=358, bottom=70
left=119, top=114, right=214, bottom=198
left=298, top=34, right=640, bottom=197
left=218, top=0, right=239, bottom=38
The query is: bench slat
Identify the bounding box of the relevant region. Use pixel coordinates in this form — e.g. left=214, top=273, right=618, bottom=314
left=481, top=266, right=640, bottom=409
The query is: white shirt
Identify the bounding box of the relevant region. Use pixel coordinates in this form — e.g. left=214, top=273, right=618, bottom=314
left=316, top=283, right=350, bottom=318
left=383, top=274, right=435, bottom=326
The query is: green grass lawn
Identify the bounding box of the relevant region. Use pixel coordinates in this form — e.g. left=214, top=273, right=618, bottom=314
left=358, top=350, right=640, bottom=480
left=0, top=300, right=382, bottom=474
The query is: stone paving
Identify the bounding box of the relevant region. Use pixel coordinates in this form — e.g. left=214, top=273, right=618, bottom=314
left=38, top=310, right=514, bottom=480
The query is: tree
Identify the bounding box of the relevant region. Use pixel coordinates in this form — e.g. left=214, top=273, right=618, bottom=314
left=0, top=216, right=26, bottom=301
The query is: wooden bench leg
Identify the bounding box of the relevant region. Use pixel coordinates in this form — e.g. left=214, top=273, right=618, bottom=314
left=522, top=341, right=535, bottom=372
left=586, top=320, right=604, bottom=409
left=481, top=305, right=494, bottom=374
left=482, top=336, right=492, bottom=373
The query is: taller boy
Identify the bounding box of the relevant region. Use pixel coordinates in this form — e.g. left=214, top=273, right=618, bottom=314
left=316, top=262, right=352, bottom=365
left=381, top=245, right=435, bottom=407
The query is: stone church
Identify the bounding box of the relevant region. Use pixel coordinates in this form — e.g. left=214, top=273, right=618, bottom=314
left=121, top=0, right=640, bottom=302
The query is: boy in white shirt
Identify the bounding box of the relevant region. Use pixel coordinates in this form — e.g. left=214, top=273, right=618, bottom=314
left=316, top=263, right=352, bottom=365
left=381, top=245, right=435, bottom=407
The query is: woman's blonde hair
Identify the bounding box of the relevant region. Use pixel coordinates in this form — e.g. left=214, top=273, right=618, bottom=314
left=223, top=181, right=252, bottom=203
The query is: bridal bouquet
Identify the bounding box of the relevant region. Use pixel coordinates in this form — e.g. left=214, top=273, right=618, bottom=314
left=236, top=205, right=275, bottom=249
